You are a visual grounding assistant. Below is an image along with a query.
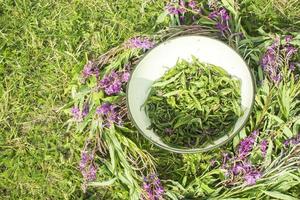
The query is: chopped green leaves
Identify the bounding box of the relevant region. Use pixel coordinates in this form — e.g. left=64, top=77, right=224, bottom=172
left=144, top=58, right=243, bottom=148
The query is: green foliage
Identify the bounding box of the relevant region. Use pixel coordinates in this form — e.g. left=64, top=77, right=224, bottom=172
left=240, top=0, right=300, bottom=32
left=144, top=58, right=242, bottom=148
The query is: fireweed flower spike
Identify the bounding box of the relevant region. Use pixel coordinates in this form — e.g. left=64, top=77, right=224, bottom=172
left=188, top=0, right=197, bottom=9
left=178, top=0, right=187, bottom=14
left=79, top=150, right=98, bottom=192
left=81, top=61, right=99, bottom=81
left=71, top=107, right=81, bottom=120
left=261, top=36, right=298, bottom=84
left=244, top=169, right=261, bottom=185
left=96, top=103, right=122, bottom=127
left=208, top=8, right=230, bottom=34
left=99, top=71, right=130, bottom=95
left=165, top=0, right=186, bottom=15
left=222, top=130, right=262, bottom=185
left=142, top=174, right=164, bottom=200
left=71, top=104, right=89, bottom=121
left=99, top=71, right=122, bottom=95
left=285, top=35, right=293, bottom=43
left=222, top=158, right=261, bottom=185
left=260, top=139, right=268, bottom=157
left=283, top=36, right=298, bottom=59
left=126, top=37, right=154, bottom=50
left=284, top=133, right=300, bottom=147
left=121, top=71, right=130, bottom=82
left=165, top=3, right=180, bottom=15
left=261, top=38, right=281, bottom=84
left=238, top=130, right=259, bottom=159
left=289, top=62, right=296, bottom=71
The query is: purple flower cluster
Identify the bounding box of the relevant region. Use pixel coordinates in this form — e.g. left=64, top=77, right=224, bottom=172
left=261, top=36, right=298, bottom=84
left=284, top=133, right=300, bottom=147
left=79, top=151, right=97, bottom=182
left=126, top=37, right=154, bottom=50
left=99, top=71, right=130, bottom=95
left=223, top=158, right=261, bottom=186
left=208, top=8, right=230, bottom=34
left=96, top=103, right=122, bottom=127
left=142, top=174, right=164, bottom=200
left=222, top=130, right=262, bottom=185
left=165, top=0, right=200, bottom=17
left=71, top=103, right=89, bottom=121
left=289, top=62, right=296, bottom=71
left=261, top=38, right=282, bottom=84
left=166, top=1, right=185, bottom=15
left=231, top=161, right=261, bottom=185
left=238, top=130, right=259, bottom=159
left=260, top=139, right=268, bottom=157
left=81, top=61, right=99, bottom=81
left=284, top=36, right=298, bottom=59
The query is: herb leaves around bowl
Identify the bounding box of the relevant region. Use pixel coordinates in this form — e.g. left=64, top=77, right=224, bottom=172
left=143, top=57, right=243, bottom=148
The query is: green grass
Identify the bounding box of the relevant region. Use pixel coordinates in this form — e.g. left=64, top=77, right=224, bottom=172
left=0, top=0, right=163, bottom=199
left=240, top=0, right=300, bottom=33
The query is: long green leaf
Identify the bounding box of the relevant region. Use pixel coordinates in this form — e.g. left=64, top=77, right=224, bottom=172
left=263, top=191, right=298, bottom=200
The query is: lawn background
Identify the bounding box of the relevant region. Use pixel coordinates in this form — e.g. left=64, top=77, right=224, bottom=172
left=0, top=0, right=163, bottom=199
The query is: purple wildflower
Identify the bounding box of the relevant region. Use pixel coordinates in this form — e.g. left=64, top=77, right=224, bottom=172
left=208, top=10, right=219, bottom=19
left=188, top=0, right=197, bottom=9
left=96, top=103, right=122, bottom=127
left=216, top=22, right=228, bottom=32
left=244, top=170, right=261, bottom=185
left=285, top=35, right=293, bottom=43
left=79, top=151, right=97, bottom=182
left=284, top=45, right=298, bottom=58
left=208, top=8, right=230, bottom=34
left=99, top=71, right=129, bottom=95
left=261, top=36, right=298, bottom=84
left=219, top=8, right=230, bottom=21
left=79, top=151, right=90, bottom=170
left=81, top=61, right=99, bottom=80
left=84, top=164, right=97, bottom=181
left=223, top=158, right=261, bottom=186
left=271, top=73, right=282, bottom=84
left=71, top=105, right=89, bottom=121
left=178, top=0, right=186, bottom=14
left=165, top=3, right=180, bottom=15
left=261, top=47, right=277, bottom=70
left=289, top=62, right=296, bottom=71
left=284, top=139, right=290, bottom=147
left=261, top=38, right=282, bottom=84
left=284, top=133, right=300, bottom=147
left=71, top=107, right=81, bottom=120
left=142, top=174, right=164, bottom=200
left=231, top=162, right=244, bottom=175
left=121, top=71, right=130, bottom=82
left=222, top=131, right=263, bottom=186
left=96, top=103, right=112, bottom=115
left=127, top=37, right=154, bottom=50
left=260, top=140, right=268, bottom=157
left=238, top=130, right=259, bottom=158
left=165, top=0, right=190, bottom=15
